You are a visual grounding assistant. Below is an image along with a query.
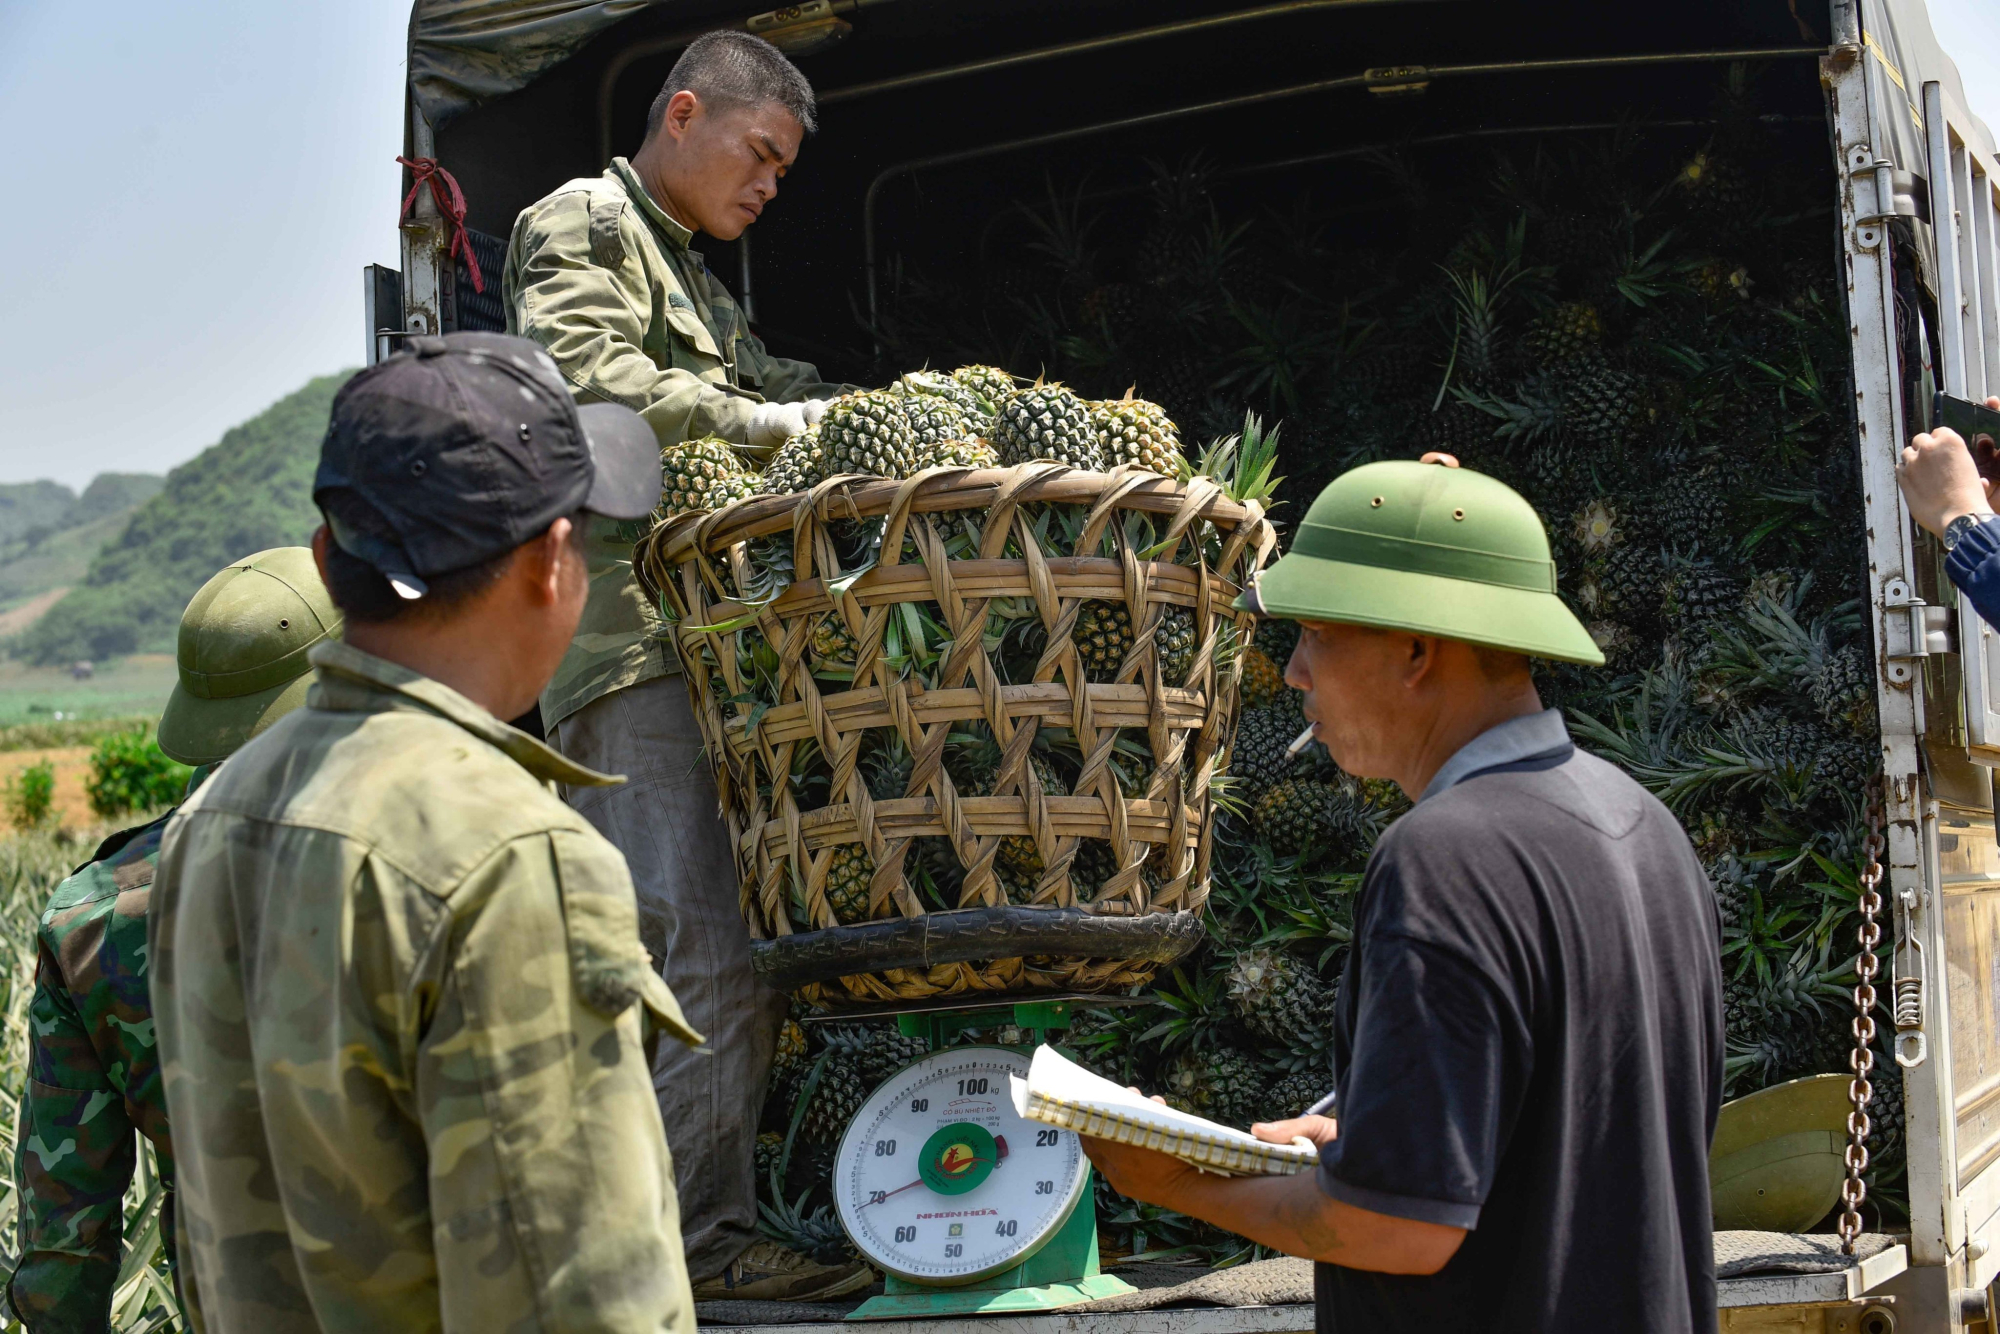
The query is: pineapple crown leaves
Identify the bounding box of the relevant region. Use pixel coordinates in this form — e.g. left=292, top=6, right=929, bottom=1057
left=1611, top=226, right=1689, bottom=308
left=1187, top=412, right=1284, bottom=505
left=1137, top=965, right=1236, bottom=1053
left=1013, top=174, right=1101, bottom=279
left=1452, top=376, right=1565, bottom=444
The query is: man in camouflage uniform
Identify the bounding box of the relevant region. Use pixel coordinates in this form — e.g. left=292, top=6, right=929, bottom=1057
left=504, top=30, right=865, bottom=1300
left=149, top=333, right=700, bottom=1331
left=8, top=546, right=339, bottom=1331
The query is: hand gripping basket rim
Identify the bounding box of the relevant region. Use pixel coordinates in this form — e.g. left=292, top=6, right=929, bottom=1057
left=633, top=461, right=1277, bottom=1006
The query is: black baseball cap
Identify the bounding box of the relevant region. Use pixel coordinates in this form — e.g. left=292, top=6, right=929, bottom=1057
left=313, top=331, right=661, bottom=599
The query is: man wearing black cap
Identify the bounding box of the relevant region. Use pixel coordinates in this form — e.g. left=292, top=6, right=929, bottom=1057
left=148, top=332, right=706, bottom=1332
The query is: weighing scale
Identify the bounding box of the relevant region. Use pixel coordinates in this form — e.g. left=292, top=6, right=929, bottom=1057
left=818, top=996, right=1141, bottom=1320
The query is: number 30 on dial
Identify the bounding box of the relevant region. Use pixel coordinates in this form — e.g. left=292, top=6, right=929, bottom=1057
left=833, top=1047, right=1089, bottom=1284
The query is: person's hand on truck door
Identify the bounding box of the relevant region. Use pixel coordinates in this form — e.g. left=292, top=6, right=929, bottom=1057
left=1899, top=394, right=2000, bottom=537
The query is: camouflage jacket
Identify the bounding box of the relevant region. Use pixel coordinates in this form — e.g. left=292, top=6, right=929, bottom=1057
left=504, top=156, right=851, bottom=728
left=8, top=814, right=176, bottom=1332
left=149, top=639, right=704, bottom=1334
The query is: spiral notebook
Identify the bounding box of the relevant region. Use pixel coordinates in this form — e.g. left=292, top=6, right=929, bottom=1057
left=1010, top=1045, right=1320, bottom=1178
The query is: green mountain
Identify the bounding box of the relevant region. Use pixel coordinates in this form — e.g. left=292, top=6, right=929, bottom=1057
left=15, top=373, right=352, bottom=665
left=0, top=474, right=165, bottom=623
left=0, top=481, right=84, bottom=548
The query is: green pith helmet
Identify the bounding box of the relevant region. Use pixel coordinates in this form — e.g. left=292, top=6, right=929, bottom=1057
left=1238, top=459, right=1604, bottom=665
left=156, top=547, right=342, bottom=766
left=1709, top=1073, right=1853, bottom=1232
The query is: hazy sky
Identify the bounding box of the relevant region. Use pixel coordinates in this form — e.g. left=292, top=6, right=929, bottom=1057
left=0, top=1, right=1997, bottom=491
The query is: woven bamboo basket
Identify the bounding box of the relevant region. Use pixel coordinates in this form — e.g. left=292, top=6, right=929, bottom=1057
left=633, top=463, right=1277, bottom=1007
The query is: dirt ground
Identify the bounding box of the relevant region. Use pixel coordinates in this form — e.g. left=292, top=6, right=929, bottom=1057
left=0, top=747, right=97, bottom=829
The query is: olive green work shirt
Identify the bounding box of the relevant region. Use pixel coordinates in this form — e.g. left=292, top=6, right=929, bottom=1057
left=148, top=639, right=703, bottom=1334
left=504, top=156, right=850, bottom=727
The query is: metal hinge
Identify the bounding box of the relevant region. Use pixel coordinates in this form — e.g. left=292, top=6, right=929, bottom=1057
left=1882, top=582, right=1954, bottom=661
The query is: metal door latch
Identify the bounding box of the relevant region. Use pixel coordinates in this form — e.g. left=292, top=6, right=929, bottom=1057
left=1896, top=933, right=1928, bottom=1068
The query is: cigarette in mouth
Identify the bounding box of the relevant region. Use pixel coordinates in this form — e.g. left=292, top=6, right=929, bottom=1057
left=1285, top=725, right=1316, bottom=757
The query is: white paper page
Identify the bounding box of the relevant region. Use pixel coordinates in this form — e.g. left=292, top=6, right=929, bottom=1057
left=1011, top=1044, right=1316, bottom=1161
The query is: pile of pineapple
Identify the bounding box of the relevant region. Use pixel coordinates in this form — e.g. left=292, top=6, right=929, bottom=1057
left=754, top=67, right=1908, bottom=1261
left=654, top=369, right=1186, bottom=524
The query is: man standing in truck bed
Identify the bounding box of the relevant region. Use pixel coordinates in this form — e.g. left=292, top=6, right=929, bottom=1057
left=503, top=29, right=864, bottom=1302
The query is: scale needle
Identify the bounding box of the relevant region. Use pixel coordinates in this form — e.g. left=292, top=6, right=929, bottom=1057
left=859, top=1159, right=997, bottom=1208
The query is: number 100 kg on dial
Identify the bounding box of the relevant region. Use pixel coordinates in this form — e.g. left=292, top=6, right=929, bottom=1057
left=834, top=1048, right=1088, bottom=1284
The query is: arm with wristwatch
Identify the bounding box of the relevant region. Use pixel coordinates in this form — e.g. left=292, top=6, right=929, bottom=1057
left=1898, top=394, right=2000, bottom=627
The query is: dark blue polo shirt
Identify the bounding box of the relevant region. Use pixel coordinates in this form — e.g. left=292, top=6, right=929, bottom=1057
left=1314, top=710, right=1723, bottom=1333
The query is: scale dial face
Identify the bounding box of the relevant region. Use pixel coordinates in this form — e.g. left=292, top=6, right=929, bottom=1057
left=834, top=1046, right=1087, bottom=1285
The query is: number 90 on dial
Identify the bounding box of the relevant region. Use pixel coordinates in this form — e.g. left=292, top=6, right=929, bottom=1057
left=833, top=1047, right=1089, bottom=1284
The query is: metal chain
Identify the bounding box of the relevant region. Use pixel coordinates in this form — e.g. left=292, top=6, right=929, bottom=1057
left=1839, top=774, right=1887, bottom=1255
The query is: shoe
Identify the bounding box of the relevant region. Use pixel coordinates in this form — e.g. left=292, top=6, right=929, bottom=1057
left=691, top=1239, right=875, bottom=1303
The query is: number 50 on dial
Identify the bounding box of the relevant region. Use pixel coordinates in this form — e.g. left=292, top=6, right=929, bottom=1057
left=834, top=1047, right=1090, bottom=1285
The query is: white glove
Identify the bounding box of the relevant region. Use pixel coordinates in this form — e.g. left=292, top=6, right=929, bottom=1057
left=800, top=398, right=831, bottom=427
left=747, top=401, right=810, bottom=452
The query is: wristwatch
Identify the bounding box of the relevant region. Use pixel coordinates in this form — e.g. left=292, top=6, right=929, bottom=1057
left=1945, top=512, right=1994, bottom=550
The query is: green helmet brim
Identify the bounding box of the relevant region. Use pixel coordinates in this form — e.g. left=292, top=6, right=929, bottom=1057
left=1240, top=550, right=1605, bottom=666
left=157, top=670, right=316, bottom=767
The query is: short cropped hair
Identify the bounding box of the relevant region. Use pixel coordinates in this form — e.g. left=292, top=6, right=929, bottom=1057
left=646, top=30, right=817, bottom=138
left=318, top=491, right=585, bottom=625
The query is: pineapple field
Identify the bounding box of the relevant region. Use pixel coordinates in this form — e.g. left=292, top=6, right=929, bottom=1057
left=720, top=60, right=1906, bottom=1266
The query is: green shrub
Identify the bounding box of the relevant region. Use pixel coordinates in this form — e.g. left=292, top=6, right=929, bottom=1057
left=86, top=730, right=190, bottom=818
left=2, top=760, right=54, bottom=828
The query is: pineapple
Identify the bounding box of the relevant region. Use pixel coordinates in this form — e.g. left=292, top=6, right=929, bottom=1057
left=1226, top=947, right=1338, bottom=1052
left=800, top=1044, right=868, bottom=1145
left=659, top=438, right=751, bottom=518
left=1572, top=498, right=1623, bottom=553
left=1163, top=1047, right=1268, bottom=1128
left=1659, top=555, right=1739, bottom=633
left=774, top=1017, right=809, bottom=1080
left=810, top=617, right=861, bottom=674
left=1598, top=544, right=1666, bottom=624
left=819, top=389, right=920, bottom=478
left=996, top=382, right=1106, bottom=470
left=992, top=754, right=1069, bottom=880
left=1678, top=149, right=1753, bottom=217
left=951, top=364, right=1018, bottom=417
left=919, top=436, right=1001, bottom=470
left=1156, top=606, right=1197, bottom=686
left=1523, top=301, right=1603, bottom=368
left=762, top=425, right=826, bottom=494
left=826, top=843, right=875, bottom=924
left=1557, top=355, right=1644, bottom=446
left=1644, top=470, right=1729, bottom=549
left=1809, top=644, right=1872, bottom=734
left=755, top=1130, right=787, bottom=1184
left=1074, top=600, right=1134, bottom=678
left=1254, top=618, right=1301, bottom=663
left=1228, top=700, right=1311, bottom=798
left=899, top=369, right=992, bottom=432
left=1091, top=392, right=1184, bottom=474
left=800, top=1026, right=932, bottom=1145
left=1252, top=778, right=1372, bottom=854
left=900, top=391, right=970, bottom=457
left=1240, top=646, right=1287, bottom=706
left=1267, top=1070, right=1333, bottom=1119
left=994, top=860, right=1040, bottom=905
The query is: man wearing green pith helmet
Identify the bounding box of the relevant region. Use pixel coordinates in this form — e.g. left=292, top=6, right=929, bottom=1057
left=7, top=548, right=338, bottom=1331
left=1084, top=457, right=1724, bottom=1333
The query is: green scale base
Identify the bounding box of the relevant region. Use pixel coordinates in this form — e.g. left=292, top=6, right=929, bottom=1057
left=843, top=997, right=1142, bottom=1320
left=847, top=1166, right=1135, bottom=1319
